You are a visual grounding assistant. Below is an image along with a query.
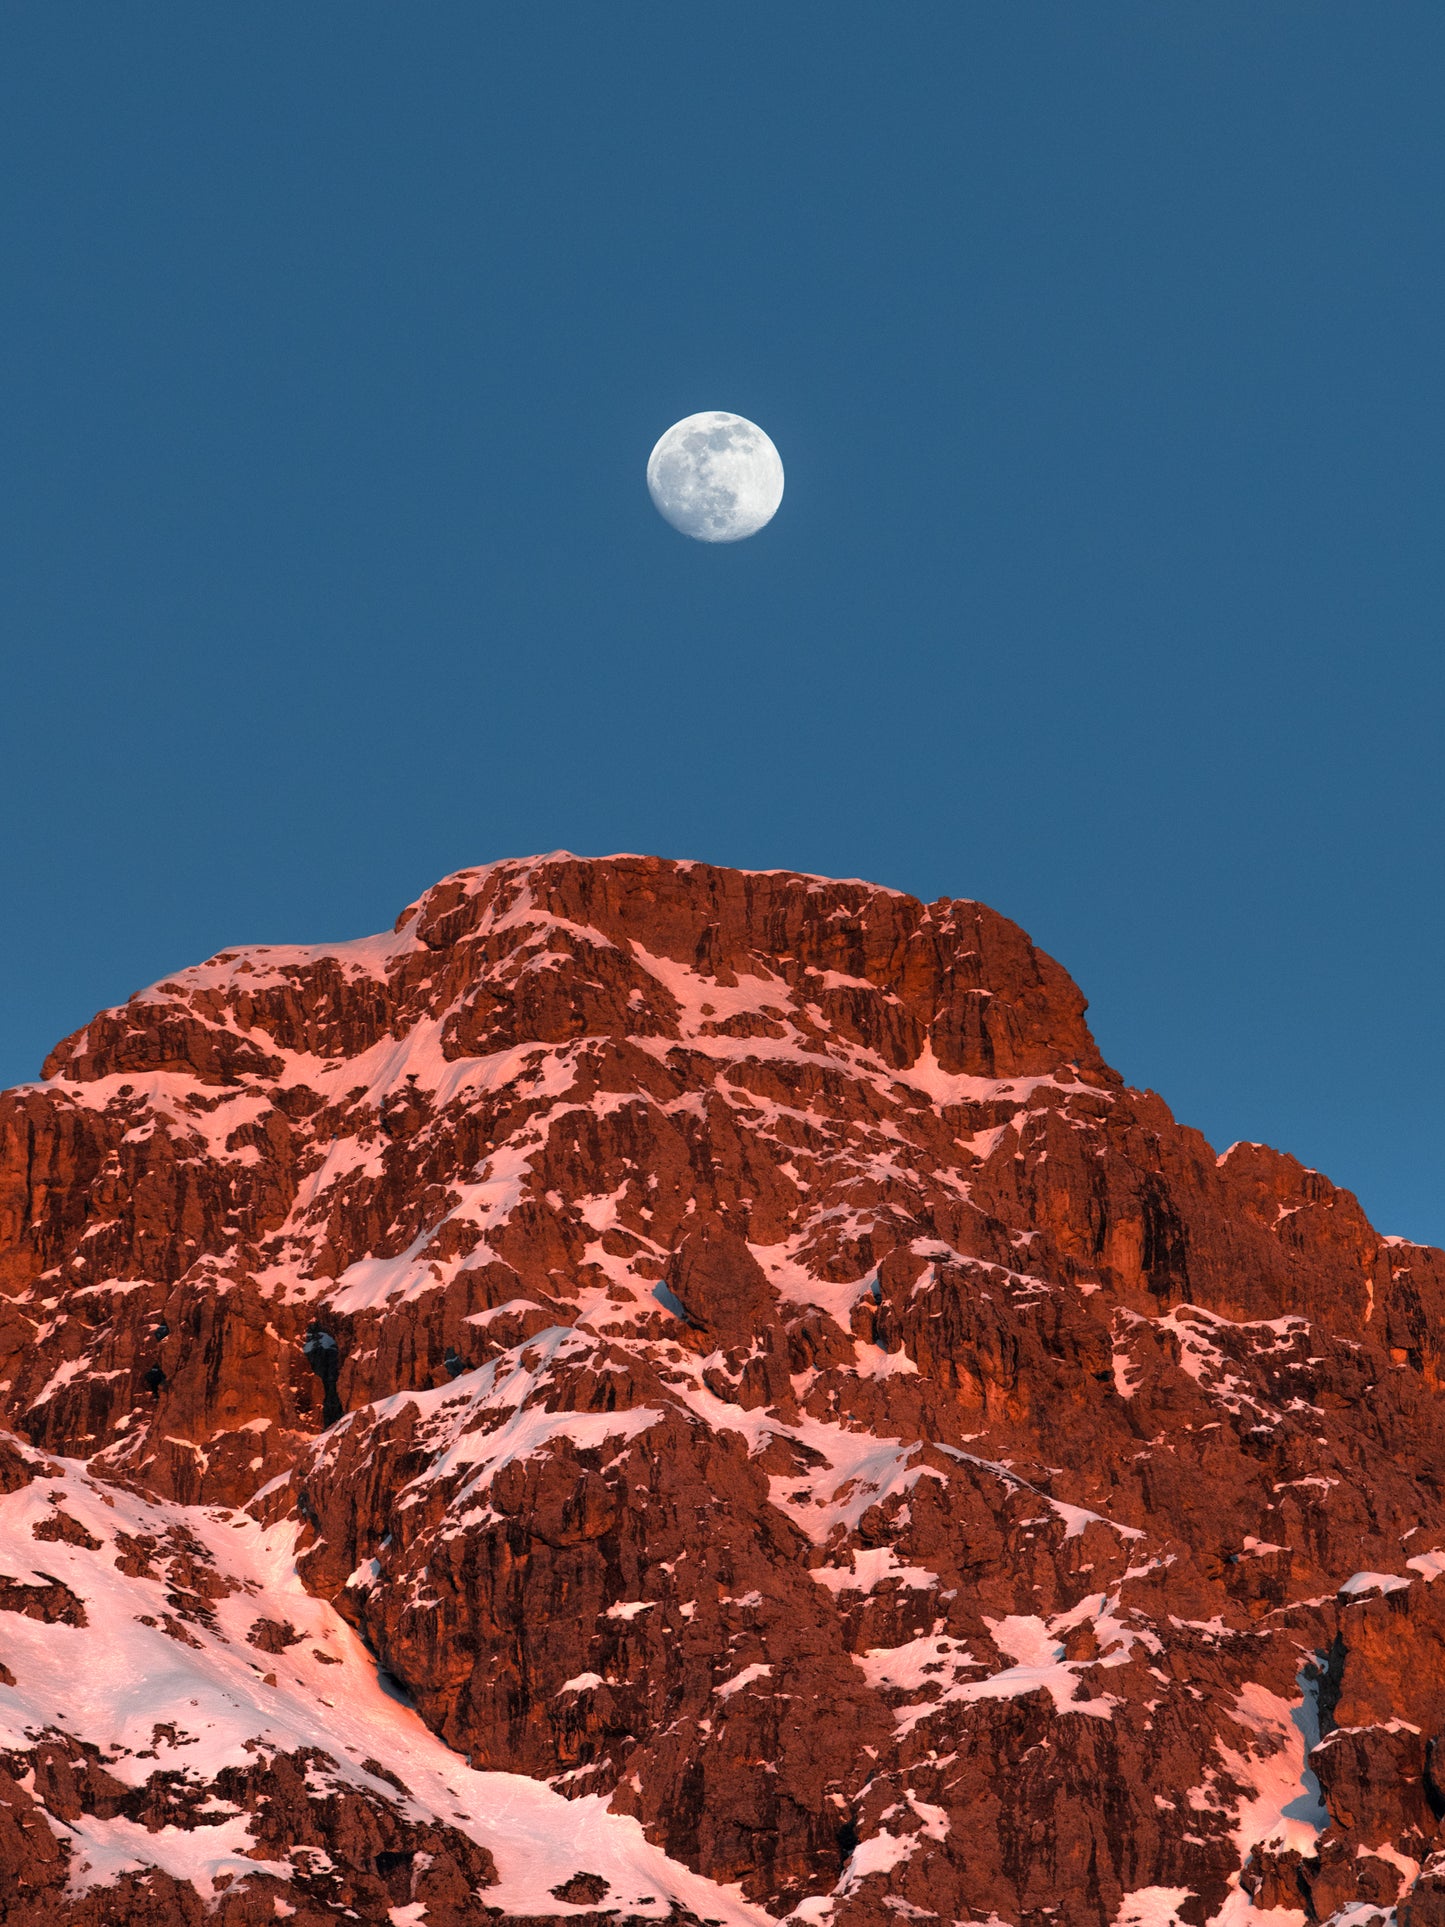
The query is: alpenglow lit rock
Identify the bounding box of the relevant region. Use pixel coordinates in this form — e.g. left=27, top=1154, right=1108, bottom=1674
left=3, top=851, right=1445, bottom=1925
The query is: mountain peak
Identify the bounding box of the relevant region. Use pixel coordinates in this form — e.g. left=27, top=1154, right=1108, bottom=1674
left=3, top=855, right=1443, bottom=1925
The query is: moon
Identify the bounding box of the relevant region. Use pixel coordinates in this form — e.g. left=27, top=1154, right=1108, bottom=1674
left=646, top=412, right=784, bottom=542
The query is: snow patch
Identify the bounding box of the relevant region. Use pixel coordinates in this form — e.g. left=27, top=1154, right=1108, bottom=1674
left=715, top=1663, right=772, bottom=1699
left=1114, top=1891, right=1197, bottom=1927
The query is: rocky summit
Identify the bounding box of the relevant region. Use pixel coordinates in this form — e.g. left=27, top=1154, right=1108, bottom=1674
left=2, top=853, right=1444, bottom=1927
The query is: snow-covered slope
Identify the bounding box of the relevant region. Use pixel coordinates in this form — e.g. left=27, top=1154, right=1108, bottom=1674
left=0, top=1434, right=769, bottom=1924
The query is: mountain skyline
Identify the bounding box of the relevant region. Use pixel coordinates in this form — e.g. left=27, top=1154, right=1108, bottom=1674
left=3, top=7, right=1443, bottom=1247
left=4, top=851, right=1444, bottom=1924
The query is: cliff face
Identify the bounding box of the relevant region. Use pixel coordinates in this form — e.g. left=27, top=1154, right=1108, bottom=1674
left=2, top=852, right=1444, bottom=1927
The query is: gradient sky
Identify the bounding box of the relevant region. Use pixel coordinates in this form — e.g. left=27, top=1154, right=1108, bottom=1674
left=3, top=6, right=1442, bottom=1243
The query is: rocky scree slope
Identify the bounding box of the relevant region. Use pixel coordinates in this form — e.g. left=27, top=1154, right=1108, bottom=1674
left=2, top=852, right=1444, bottom=1927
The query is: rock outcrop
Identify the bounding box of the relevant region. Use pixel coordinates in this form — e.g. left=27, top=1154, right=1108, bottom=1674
left=2, top=851, right=1444, bottom=1926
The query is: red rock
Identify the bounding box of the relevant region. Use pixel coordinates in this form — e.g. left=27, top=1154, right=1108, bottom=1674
left=1, top=852, right=1443, bottom=1924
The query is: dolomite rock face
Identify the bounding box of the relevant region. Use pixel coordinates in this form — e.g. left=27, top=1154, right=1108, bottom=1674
left=2, top=851, right=1445, bottom=1927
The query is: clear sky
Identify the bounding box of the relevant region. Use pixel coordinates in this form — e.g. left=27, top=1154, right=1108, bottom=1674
left=3, top=6, right=1441, bottom=1243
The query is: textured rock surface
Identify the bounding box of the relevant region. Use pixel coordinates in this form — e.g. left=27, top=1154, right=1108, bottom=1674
left=3, top=851, right=1445, bottom=1926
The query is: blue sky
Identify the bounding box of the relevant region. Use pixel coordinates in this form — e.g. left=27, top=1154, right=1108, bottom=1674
left=3, top=6, right=1441, bottom=1242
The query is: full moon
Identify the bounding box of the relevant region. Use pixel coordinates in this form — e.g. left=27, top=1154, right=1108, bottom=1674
left=646, top=412, right=784, bottom=542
